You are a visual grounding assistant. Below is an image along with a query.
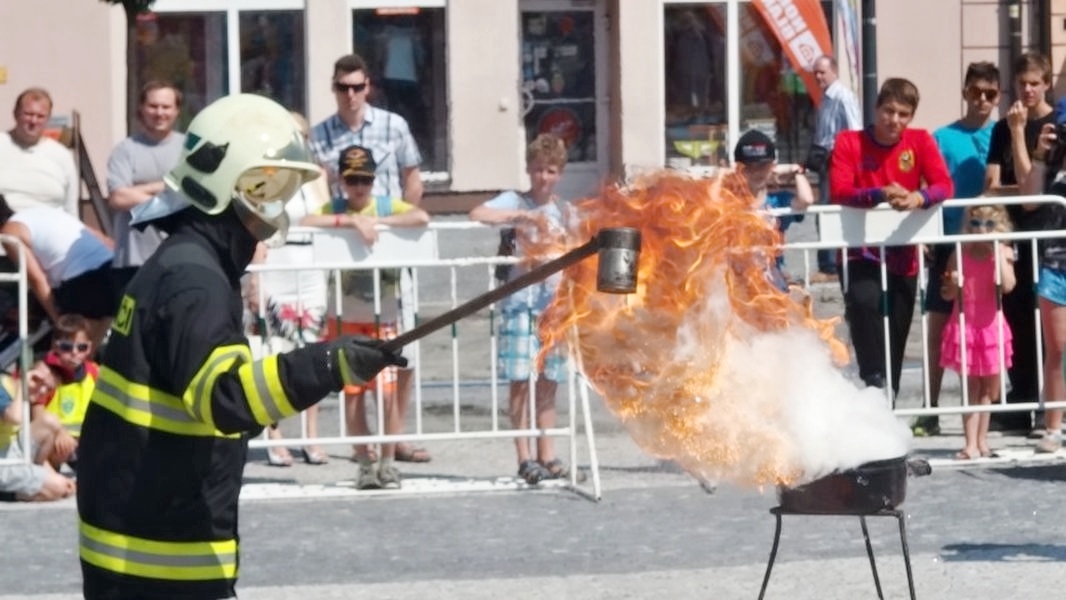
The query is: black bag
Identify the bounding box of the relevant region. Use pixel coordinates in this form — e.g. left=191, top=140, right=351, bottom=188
left=804, top=144, right=830, bottom=175
left=495, top=228, right=516, bottom=282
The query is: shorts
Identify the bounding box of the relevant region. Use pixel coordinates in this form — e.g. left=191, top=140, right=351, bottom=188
left=53, top=262, right=124, bottom=319
left=924, top=245, right=955, bottom=314
left=266, top=299, right=326, bottom=347
left=498, top=305, right=567, bottom=383
left=325, top=320, right=399, bottom=396
left=1038, top=266, right=1066, bottom=306
left=0, top=442, right=46, bottom=497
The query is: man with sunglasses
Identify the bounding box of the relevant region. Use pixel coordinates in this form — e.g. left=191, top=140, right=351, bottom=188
left=309, top=53, right=423, bottom=208
left=914, top=61, right=1001, bottom=437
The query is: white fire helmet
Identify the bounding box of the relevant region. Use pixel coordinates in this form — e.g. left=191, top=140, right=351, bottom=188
left=133, top=93, right=320, bottom=241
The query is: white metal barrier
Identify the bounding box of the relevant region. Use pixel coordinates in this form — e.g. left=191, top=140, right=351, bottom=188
left=0, top=236, right=35, bottom=468
left=245, top=223, right=602, bottom=499
left=778, top=194, right=1066, bottom=423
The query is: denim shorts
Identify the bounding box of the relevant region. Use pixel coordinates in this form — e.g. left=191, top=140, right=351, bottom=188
left=1038, top=266, right=1066, bottom=306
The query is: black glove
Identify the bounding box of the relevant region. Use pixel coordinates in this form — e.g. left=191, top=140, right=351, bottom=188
left=325, top=335, right=408, bottom=389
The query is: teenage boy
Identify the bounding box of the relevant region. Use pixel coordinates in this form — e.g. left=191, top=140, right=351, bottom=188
left=830, top=78, right=954, bottom=395
left=915, top=62, right=1001, bottom=436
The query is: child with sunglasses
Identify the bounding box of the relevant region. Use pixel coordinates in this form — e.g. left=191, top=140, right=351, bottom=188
left=30, top=314, right=99, bottom=470
left=939, top=205, right=1016, bottom=460
left=301, top=144, right=430, bottom=490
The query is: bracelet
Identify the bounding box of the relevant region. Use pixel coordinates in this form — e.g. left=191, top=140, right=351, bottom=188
left=334, top=214, right=342, bottom=227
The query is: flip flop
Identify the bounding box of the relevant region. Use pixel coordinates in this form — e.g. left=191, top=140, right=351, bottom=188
left=954, top=449, right=978, bottom=461
left=395, top=446, right=431, bottom=463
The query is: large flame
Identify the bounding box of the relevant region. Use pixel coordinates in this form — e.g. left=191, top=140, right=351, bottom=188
left=535, top=172, right=907, bottom=488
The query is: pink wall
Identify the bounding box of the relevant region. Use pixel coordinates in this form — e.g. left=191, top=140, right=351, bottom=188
left=0, top=1, right=125, bottom=200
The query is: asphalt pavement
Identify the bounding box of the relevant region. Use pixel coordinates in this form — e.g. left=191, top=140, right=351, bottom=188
left=3, top=215, right=1065, bottom=599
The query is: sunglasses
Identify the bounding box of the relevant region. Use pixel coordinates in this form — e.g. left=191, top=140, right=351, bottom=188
left=332, top=81, right=368, bottom=94
left=55, top=340, right=90, bottom=353
left=969, top=218, right=998, bottom=230
left=965, top=87, right=999, bottom=102
left=343, top=175, right=375, bottom=186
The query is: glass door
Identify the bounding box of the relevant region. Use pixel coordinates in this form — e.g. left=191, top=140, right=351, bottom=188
left=519, top=0, right=607, bottom=200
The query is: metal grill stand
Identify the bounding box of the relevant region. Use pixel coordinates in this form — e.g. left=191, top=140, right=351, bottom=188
left=756, top=506, right=916, bottom=600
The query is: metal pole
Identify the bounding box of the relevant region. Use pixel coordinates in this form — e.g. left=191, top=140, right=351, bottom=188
left=1008, top=1, right=1023, bottom=67
left=861, top=0, right=878, bottom=120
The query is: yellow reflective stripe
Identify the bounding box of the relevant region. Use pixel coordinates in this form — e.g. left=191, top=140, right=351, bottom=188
left=79, top=520, right=237, bottom=582
left=237, top=355, right=297, bottom=426
left=183, top=346, right=251, bottom=430
left=92, top=367, right=236, bottom=439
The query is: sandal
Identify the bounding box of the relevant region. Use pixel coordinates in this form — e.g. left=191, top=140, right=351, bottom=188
left=954, top=449, right=978, bottom=461
left=267, top=447, right=293, bottom=467
left=349, top=448, right=378, bottom=463
left=518, top=460, right=548, bottom=485
left=301, top=447, right=329, bottom=465
left=540, top=458, right=569, bottom=479
left=395, top=446, right=431, bottom=463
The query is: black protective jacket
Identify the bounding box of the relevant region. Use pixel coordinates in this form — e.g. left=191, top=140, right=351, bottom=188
left=77, top=208, right=341, bottom=599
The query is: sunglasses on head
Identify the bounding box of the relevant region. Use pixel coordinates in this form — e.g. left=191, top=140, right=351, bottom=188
left=343, top=175, right=375, bottom=186
left=332, top=81, right=368, bottom=94
left=969, top=218, right=998, bottom=230
left=56, top=340, right=90, bottom=353
left=965, top=87, right=999, bottom=102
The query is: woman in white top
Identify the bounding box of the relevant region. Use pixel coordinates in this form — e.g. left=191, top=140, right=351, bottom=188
left=0, top=194, right=118, bottom=345
left=245, top=113, right=332, bottom=466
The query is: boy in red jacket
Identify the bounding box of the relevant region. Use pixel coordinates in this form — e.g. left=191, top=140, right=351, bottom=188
left=830, top=77, right=954, bottom=395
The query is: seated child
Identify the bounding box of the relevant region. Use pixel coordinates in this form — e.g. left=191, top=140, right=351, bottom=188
left=30, top=314, right=98, bottom=470
left=0, top=371, right=76, bottom=502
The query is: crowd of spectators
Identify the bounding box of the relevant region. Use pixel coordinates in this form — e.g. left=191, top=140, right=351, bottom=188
left=5, top=48, right=1066, bottom=502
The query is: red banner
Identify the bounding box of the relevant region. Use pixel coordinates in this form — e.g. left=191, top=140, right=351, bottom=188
left=751, top=0, right=834, bottom=106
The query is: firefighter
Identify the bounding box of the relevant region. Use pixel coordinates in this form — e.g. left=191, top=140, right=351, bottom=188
left=76, top=94, right=406, bottom=599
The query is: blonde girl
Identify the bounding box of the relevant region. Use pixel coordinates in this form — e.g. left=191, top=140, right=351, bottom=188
left=940, top=204, right=1016, bottom=459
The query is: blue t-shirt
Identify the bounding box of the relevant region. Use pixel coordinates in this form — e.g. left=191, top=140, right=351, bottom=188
left=766, top=190, right=803, bottom=232
left=934, top=120, right=993, bottom=234
left=484, top=190, right=568, bottom=312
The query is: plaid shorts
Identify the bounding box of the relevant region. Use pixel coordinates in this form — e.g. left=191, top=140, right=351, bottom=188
left=497, top=306, right=567, bottom=383
left=325, top=320, right=399, bottom=396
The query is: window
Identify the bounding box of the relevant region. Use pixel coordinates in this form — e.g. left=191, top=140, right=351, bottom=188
left=664, top=2, right=834, bottom=167
left=132, top=11, right=228, bottom=131
left=129, top=8, right=307, bottom=132
left=239, top=11, right=306, bottom=115
left=352, top=7, right=448, bottom=174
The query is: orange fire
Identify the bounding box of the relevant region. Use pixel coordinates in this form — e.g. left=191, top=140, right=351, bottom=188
left=537, top=172, right=850, bottom=487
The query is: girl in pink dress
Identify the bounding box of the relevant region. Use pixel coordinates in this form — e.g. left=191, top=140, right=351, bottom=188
left=940, top=204, right=1017, bottom=460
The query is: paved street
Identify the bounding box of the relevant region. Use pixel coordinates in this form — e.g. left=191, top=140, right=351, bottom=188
left=3, top=215, right=1066, bottom=599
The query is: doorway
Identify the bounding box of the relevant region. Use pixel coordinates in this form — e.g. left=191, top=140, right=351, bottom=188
left=519, top=0, right=608, bottom=200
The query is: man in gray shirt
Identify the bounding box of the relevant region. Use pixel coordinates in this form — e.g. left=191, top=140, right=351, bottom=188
left=106, top=81, right=185, bottom=267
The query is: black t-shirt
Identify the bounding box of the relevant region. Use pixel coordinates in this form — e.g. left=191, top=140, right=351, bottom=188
left=987, top=112, right=1056, bottom=186
left=988, top=112, right=1056, bottom=232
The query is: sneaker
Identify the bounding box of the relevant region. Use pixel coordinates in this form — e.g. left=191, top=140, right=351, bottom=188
left=911, top=416, right=941, bottom=437
left=1034, top=433, right=1062, bottom=454
left=356, top=462, right=381, bottom=490
left=1027, top=428, right=1048, bottom=440
left=377, top=464, right=402, bottom=490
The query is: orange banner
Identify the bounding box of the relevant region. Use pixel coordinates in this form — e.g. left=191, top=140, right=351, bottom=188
left=751, top=0, right=834, bottom=106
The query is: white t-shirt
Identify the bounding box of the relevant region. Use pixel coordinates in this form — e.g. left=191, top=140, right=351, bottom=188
left=260, top=183, right=329, bottom=309
left=9, top=206, right=112, bottom=286
left=0, top=133, right=80, bottom=216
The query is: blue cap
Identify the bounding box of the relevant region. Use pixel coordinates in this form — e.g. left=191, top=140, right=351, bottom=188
left=1055, top=97, right=1066, bottom=125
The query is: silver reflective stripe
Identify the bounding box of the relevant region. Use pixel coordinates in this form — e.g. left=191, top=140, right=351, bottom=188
left=95, top=376, right=201, bottom=426
left=191, top=350, right=246, bottom=422
left=80, top=533, right=236, bottom=568
left=247, top=362, right=286, bottom=423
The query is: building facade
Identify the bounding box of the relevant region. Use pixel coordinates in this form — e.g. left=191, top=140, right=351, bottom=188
left=0, top=0, right=1060, bottom=210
